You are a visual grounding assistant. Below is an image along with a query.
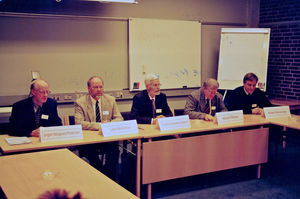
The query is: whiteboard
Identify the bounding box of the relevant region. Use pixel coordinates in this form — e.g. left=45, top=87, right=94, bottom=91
left=0, top=15, right=128, bottom=96
left=217, top=28, right=270, bottom=91
left=129, top=18, right=201, bottom=91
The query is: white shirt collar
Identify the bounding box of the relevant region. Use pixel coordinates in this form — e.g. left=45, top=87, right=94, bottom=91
left=90, top=96, right=101, bottom=105
left=243, top=87, right=250, bottom=95
left=148, top=94, right=155, bottom=101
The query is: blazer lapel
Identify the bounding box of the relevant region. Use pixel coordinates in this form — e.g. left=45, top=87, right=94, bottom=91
left=100, top=95, right=109, bottom=119
left=28, top=98, right=37, bottom=127
left=200, top=90, right=207, bottom=111
left=86, top=96, right=95, bottom=122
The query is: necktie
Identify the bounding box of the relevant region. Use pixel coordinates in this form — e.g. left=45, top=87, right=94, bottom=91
left=35, top=106, right=41, bottom=128
left=96, top=101, right=101, bottom=122
left=151, top=99, right=156, bottom=118
left=204, top=99, right=210, bottom=115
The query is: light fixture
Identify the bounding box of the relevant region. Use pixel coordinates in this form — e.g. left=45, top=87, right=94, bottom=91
left=83, top=0, right=137, bottom=3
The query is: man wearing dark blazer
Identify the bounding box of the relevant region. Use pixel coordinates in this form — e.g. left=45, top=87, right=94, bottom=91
left=9, top=79, right=62, bottom=137
left=131, top=74, right=173, bottom=124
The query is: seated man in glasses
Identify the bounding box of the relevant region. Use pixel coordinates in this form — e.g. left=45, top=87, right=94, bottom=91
left=9, top=79, right=62, bottom=137
left=131, top=74, right=173, bottom=124
left=184, top=78, right=227, bottom=121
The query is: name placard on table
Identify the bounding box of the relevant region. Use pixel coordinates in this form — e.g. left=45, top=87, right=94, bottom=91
left=157, top=115, right=191, bottom=131
left=264, top=106, right=291, bottom=119
left=101, top=120, right=138, bottom=137
left=5, top=137, right=32, bottom=145
left=216, top=110, right=244, bottom=125
left=40, top=125, right=83, bottom=143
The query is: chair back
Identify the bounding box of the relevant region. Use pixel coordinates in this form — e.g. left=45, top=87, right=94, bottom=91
left=63, top=115, right=75, bottom=125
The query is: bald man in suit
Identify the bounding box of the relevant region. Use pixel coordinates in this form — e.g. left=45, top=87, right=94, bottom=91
left=75, top=76, right=123, bottom=181
left=10, top=79, right=62, bottom=137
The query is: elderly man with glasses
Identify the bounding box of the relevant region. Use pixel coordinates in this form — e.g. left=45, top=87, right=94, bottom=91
left=184, top=78, right=227, bottom=121
left=9, top=79, right=62, bottom=137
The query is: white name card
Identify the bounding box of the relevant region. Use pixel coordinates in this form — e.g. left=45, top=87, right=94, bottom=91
left=157, top=115, right=191, bottom=131
left=264, top=106, right=291, bottom=119
left=40, top=125, right=83, bottom=143
left=216, top=110, right=243, bottom=125
left=101, top=120, right=138, bottom=137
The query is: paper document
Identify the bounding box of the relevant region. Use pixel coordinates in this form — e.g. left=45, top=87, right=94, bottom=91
left=5, top=137, right=32, bottom=145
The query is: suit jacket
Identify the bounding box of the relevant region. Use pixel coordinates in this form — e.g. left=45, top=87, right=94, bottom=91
left=75, top=94, right=123, bottom=130
left=224, top=86, right=273, bottom=114
left=9, top=97, right=62, bottom=137
left=131, top=90, right=173, bottom=124
left=184, top=88, right=227, bottom=120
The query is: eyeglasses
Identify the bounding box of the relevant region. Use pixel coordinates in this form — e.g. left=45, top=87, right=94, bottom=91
left=205, top=88, right=217, bottom=95
left=91, top=86, right=103, bottom=89
left=151, top=83, right=161, bottom=87
left=35, top=89, right=51, bottom=95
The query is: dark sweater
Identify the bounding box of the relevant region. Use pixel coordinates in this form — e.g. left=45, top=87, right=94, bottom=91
left=225, top=86, right=273, bottom=114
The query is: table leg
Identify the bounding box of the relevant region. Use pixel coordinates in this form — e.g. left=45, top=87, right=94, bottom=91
left=282, top=126, right=287, bottom=149
left=136, top=139, right=141, bottom=197
left=147, top=183, right=152, bottom=199
left=257, top=164, right=261, bottom=179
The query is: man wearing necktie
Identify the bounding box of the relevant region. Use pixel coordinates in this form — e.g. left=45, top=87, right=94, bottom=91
left=9, top=79, right=62, bottom=137
left=131, top=74, right=173, bottom=124
left=74, top=76, right=123, bottom=181
left=75, top=76, right=123, bottom=130
left=184, top=78, right=227, bottom=121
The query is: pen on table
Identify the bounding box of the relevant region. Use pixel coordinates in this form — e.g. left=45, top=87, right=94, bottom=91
left=138, top=127, right=144, bottom=130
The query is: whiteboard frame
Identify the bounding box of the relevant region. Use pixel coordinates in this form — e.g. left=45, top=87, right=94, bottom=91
left=217, top=28, right=270, bottom=91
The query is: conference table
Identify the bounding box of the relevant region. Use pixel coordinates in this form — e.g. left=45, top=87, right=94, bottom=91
left=267, top=114, right=300, bottom=148
left=0, top=148, right=138, bottom=199
left=0, top=114, right=299, bottom=199
left=139, top=115, right=271, bottom=199
left=0, top=129, right=141, bottom=154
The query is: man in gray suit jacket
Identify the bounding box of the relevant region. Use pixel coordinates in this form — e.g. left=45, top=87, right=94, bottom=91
left=184, top=78, right=227, bottom=121
left=75, top=76, right=123, bottom=181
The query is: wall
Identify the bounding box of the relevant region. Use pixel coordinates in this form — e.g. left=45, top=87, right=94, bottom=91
left=259, top=0, right=300, bottom=100
left=0, top=0, right=260, bottom=120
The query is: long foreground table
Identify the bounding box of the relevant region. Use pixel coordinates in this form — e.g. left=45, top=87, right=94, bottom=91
left=0, top=130, right=143, bottom=197
left=0, top=114, right=299, bottom=199
left=0, top=148, right=138, bottom=199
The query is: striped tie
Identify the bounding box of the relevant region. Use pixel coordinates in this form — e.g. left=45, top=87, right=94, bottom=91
left=96, top=101, right=101, bottom=122
left=204, top=99, right=210, bottom=115
left=35, top=106, right=41, bottom=128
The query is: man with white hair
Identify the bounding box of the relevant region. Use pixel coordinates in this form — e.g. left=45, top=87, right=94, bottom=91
left=10, top=79, right=62, bottom=137
left=131, top=74, right=173, bottom=124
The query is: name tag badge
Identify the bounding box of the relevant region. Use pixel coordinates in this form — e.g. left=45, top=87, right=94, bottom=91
left=156, top=109, right=162, bottom=114
left=252, top=104, right=257, bottom=108
left=103, top=111, right=109, bottom=115
left=41, top=114, right=49, bottom=120
left=211, top=106, right=216, bottom=110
